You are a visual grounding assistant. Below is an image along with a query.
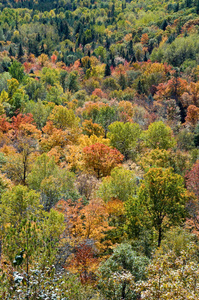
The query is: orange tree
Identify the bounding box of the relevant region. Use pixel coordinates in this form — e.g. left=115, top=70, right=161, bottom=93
left=82, top=143, right=124, bottom=178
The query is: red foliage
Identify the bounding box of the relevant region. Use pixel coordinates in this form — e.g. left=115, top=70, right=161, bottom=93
left=72, top=243, right=97, bottom=284
left=0, top=115, right=11, bottom=133
left=11, top=113, right=35, bottom=132
left=51, top=54, right=57, bottom=64
left=186, top=160, right=199, bottom=199
left=92, top=88, right=105, bottom=98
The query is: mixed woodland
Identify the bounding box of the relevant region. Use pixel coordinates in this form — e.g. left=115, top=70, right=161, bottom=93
left=1, top=0, right=199, bottom=298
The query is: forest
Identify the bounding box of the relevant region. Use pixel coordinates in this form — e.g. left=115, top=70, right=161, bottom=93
left=0, top=0, right=199, bottom=298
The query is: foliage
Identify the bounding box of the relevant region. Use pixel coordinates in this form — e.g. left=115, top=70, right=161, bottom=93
left=139, top=167, right=190, bottom=246
left=107, top=121, right=141, bottom=160
left=98, top=243, right=149, bottom=300
left=142, top=121, right=176, bottom=150
left=82, top=143, right=124, bottom=178
left=1, top=0, right=199, bottom=297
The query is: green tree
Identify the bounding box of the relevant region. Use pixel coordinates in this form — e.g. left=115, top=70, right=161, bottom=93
left=95, top=105, right=118, bottom=137
left=48, top=105, right=80, bottom=130
left=18, top=43, right=24, bottom=60
left=98, top=243, right=149, bottom=300
left=25, top=100, right=52, bottom=130
left=8, top=60, right=25, bottom=83
left=139, top=167, right=189, bottom=247
left=27, top=154, right=80, bottom=210
left=107, top=121, right=141, bottom=160
left=98, top=167, right=138, bottom=203
left=143, top=121, right=176, bottom=150
left=104, top=63, right=111, bottom=77
left=66, top=71, right=79, bottom=92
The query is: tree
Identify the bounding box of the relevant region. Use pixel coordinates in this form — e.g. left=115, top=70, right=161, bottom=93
left=143, top=121, right=176, bottom=150
left=2, top=119, right=41, bottom=185
left=66, top=71, right=79, bottom=92
left=98, top=167, right=138, bottom=203
left=48, top=105, right=80, bottom=130
left=18, top=43, right=24, bottom=61
left=185, top=105, right=199, bottom=126
left=186, top=160, right=199, bottom=200
left=98, top=243, right=149, bottom=300
left=139, top=148, right=191, bottom=176
left=27, top=154, right=80, bottom=211
left=139, top=167, right=189, bottom=247
left=107, top=121, right=141, bottom=160
left=25, top=100, right=52, bottom=130
left=104, top=63, right=111, bottom=77
left=95, top=105, right=118, bottom=137
left=138, top=237, right=199, bottom=299
left=82, top=119, right=105, bottom=137
left=82, top=143, right=124, bottom=178
left=0, top=185, right=65, bottom=298
left=55, top=198, right=112, bottom=252
left=8, top=60, right=25, bottom=83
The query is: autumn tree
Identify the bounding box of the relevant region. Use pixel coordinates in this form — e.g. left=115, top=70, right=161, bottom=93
left=82, top=143, right=124, bottom=178
left=185, top=105, right=199, bottom=126
left=82, top=119, right=104, bottom=137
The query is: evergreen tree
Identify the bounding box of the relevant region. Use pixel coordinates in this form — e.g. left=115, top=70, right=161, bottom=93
left=119, top=74, right=127, bottom=90
left=105, top=63, right=111, bottom=77
left=18, top=43, right=24, bottom=60
left=161, top=19, right=168, bottom=31
left=9, top=46, right=13, bottom=57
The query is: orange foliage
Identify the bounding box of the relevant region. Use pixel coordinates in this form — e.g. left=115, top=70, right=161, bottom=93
left=82, top=101, right=105, bottom=119
left=0, top=115, right=11, bottom=133
left=82, top=119, right=105, bottom=137
left=11, top=113, right=34, bottom=132
left=51, top=54, right=57, bottom=64
left=82, top=143, right=124, bottom=178
left=67, top=242, right=98, bottom=284
left=154, top=78, right=188, bottom=101
left=55, top=198, right=113, bottom=251
left=23, top=62, right=32, bottom=73
left=185, top=105, right=199, bottom=126
left=106, top=199, right=125, bottom=217
left=141, top=33, right=149, bottom=45
left=92, top=88, right=105, bottom=98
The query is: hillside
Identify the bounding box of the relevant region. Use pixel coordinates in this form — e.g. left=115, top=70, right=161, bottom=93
left=0, top=0, right=199, bottom=299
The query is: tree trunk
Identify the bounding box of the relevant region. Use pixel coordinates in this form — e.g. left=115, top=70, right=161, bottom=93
left=158, top=226, right=162, bottom=247
left=121, top=280, right=126, bottom=299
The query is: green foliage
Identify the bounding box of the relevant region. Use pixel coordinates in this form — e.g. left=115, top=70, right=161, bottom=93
left=98, top=167, right=138, bottom=203
left=139, top=167, right=189, bottom=246
left=108, top=121, right=141, bottom=160
left=27, top=154, right=80, bottom=210
left=24, top=100, right=52, bottom=129
left=1, top=1, right=199, bottom=297
left=142, top=121, right=176, bottom=150
left=98, top=243, right=149, bottom=300
left=8, top=60, right=25, bottom=83
left=95, top=105, right=118, bottom=136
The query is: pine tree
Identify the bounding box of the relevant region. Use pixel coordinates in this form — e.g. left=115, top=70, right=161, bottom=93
left=137, top=79, right=144, bottom=94
left=104, top=63, right=111, bottom=77
left=18, top=43, right=24, bottom=60
left=9, top=46, right=13, bottom=57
